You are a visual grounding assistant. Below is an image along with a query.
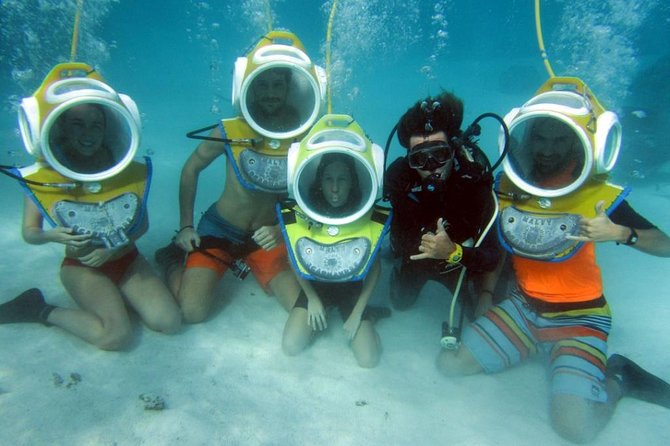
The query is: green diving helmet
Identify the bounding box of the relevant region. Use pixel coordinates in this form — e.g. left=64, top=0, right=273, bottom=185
left=279, top=114, right=390, bottom=282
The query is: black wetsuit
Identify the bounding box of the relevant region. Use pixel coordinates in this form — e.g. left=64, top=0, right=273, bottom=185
left=383, top=157, right=500, bottom=310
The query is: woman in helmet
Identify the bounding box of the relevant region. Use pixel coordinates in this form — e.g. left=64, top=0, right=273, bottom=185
left=282, top=153, right=382, bottom=368
left=0, top=102, right=181, bottom=350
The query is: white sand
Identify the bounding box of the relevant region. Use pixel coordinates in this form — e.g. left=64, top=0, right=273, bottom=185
left=1, top=182, right=669, bottom=445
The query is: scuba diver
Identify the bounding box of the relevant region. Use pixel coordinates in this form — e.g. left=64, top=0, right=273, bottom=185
left=383, top=91, right=501, bottom=322
left=277, top=115, right=391, bottom=368
left=0, top=63, right=182, bottom=350
left=436, top=77, right=670, bottom=443
left=154, top=30, right=327, bottom=323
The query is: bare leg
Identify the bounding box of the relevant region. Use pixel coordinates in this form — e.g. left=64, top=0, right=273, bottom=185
left=120, top=255, right=181, bottom=333
left=282, top=307, right=313, bottom=356
left=551, top=354, right=670, bottom=443
left=268, top=270, right=301, bottom=312
left=436, top=345, right=484, bottom=376
left=165, top=264, right=184, bottom=297
left=350, top=320, right=380, bottom=368
left=550, top=378, right=621, bottom=444
left=155, top=242, right=186, bottom=295
left=55, top=266, right=134, bottom=350
left=175, top=266, right=221, bottom=324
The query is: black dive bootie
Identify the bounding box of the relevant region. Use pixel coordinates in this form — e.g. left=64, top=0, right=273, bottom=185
left=607, top=353, right=670, bottom=409
left=0, top=288, right=54, bottom=325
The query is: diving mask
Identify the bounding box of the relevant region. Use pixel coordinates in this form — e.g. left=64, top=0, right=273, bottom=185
left=408, top=140, right=454, bottom=170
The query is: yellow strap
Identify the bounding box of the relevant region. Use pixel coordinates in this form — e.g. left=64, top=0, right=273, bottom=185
left=447, top=243, right=463, bottom=264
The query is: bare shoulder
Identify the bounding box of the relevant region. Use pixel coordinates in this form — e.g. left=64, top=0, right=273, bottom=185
left=188, top=125, right=224, bottom=156
left=184, top=128, right=228, bottom=171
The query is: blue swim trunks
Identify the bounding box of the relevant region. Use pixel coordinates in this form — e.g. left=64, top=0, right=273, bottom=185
left=462, top=288, right=612, bottom=403
left=197, top=204, right=251, bottom=244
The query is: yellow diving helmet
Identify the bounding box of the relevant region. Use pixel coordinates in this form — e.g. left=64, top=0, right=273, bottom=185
left=18, top=62, right=141, bottom=182
left=496, top=77, right=627, bottom=261
left=14, top=63, right=148, bottom=249
left=231, top=30, right=327, bottom=142
left=279, top=114, right=390, bottom=282
left=499, top=77, right=621, bottom=199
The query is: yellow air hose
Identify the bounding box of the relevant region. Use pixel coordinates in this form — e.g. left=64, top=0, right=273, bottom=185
left=325, top=0, right=338, bottom=113
left=534, top=0, right=556, bottom=78
left=69, top=0, right=85, bottom=62
left=264, top=0, right=273, bottom=33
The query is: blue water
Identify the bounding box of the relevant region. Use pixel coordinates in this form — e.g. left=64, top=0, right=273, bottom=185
left=1, top=1, right=670, bottom=444
left=2, top=1, right=669, bottom=181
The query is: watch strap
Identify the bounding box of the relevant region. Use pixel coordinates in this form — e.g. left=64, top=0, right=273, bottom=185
left=624, top=227, right=638, bottom=246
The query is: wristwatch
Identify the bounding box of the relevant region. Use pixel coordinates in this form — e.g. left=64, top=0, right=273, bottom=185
left=624, top=227, right=638, bottom=246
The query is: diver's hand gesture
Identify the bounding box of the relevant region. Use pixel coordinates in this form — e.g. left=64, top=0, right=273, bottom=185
left=47, top=227, right=91, bottom=247
left=566, top=200, right=627, bottom=243
left=252, top=224, right=281, bottom=251
left=307, top=296, right=327, bottom=331
left=410, top=218, right=456, bottom=260
left=175, top=226, right=200, bottom=253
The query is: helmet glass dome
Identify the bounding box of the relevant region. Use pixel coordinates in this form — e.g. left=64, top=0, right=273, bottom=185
left=296, top=151, right=375, bottom=225
left=505, top=114, right=592, bottom=197
left=242, top=64, right=319, bottom=138
left=45, top=100, right=137, bottom=180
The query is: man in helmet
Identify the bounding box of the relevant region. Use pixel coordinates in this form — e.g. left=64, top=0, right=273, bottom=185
left=437, top=113, right=670, bottom=443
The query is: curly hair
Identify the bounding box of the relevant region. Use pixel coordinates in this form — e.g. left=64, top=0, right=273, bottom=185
left=396, top=91, right=464, bottom=149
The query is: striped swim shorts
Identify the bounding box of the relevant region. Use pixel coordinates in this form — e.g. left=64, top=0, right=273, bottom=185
left=462, top=288, right=612, bottom=403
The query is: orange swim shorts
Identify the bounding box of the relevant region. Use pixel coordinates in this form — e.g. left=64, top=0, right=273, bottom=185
left=185, top=243, right=290, bottom=292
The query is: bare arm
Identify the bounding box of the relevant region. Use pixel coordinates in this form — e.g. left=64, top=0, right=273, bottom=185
left=22, top=196, right=89, bottom=247
left=296, top=274, right=327, bottom=331
left=343, top=259, right=381, bottom=340
left=567, top=200, right=670, bottom=257
left=175, top=134, right=226, bottom=252
left=473, top=251, right=507, bottom=317
left=630, top=228, right=670, bottom=257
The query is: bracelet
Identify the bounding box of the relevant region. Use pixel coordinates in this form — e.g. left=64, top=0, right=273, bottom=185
left=176, top=225, right=194, bottom=234
left=447, top=243, right=463, bottom=264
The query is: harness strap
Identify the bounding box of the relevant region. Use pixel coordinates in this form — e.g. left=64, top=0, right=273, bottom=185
left=196, top=235, right=258, bottom=265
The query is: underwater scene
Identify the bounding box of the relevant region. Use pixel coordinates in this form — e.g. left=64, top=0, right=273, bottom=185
left=1, top=1, right=669, bottom=445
